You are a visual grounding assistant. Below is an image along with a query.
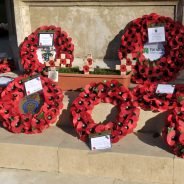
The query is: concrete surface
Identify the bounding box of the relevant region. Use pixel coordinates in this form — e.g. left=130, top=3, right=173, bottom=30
left=0, top=125, right=179, bottom=184
left=0, top=168, right=157, bottom=184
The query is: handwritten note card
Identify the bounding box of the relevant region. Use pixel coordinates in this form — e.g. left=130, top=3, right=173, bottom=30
left=90, top=135, right=111, bottom=150
left=148, top=26, right=165, bottom=43
left=24, top=77, right=43, bottom=96
left=156, top=84, right=175, bottom=94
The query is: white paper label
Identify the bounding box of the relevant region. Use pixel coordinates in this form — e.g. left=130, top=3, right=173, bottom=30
left=24, top=77, right=43, bottom=96
left=91, top=135, right=111, bottom=150
left=143, top=43, right=165, bottom=61
left=39, top=33, right=54, bottom=47
left=48, top=70, right=58, bottom=82
left=148, top=26, right=165, bottom=43
left=156, top=84, right=175, bottom=94
left=0, top=77, right=13, bottom=86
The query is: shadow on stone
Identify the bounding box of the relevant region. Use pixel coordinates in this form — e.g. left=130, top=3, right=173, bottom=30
left=57, top=91, right=80, bottom=138
left=138, top=111, right=168, bottom=134
left=135, top=111, right=171, bottom=153
left=103, top=22, right=131, bottom=68
left=103, top=105, right=118, bottom=124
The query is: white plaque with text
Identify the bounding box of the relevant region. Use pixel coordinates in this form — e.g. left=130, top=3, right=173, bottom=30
left=90, top=135, right=111, bottom=150
left=38, top=33, right=54, bottom=47
left=156, top=84, right=175, bottom=94
left=24, top=77, right=43, bottom=96
left=148, top=26, right=165, bottom=43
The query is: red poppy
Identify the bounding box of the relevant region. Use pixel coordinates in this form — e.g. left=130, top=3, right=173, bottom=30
left=166, top=130, right=176, bottom=146
left=120, top=65, right=127, bottom=72
left=83, top=65, right=89, bottom=73
left=87, top=58, right=93, bottom=65
left=49, top=60, right=55, bottom=67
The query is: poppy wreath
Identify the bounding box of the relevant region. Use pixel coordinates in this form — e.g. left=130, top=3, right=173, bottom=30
left=162, top=100, right=184, bottom=158
left=132, top=82, right=184, bottom=112
left=118, top=13, right=184, bottom=83
left=70, top=80, right=140, bottom=143
left=0, top=58, right=11, bottom=73
left=0, top=75, right=64, bottom=134
left=20, top=25, right=74, bottom=74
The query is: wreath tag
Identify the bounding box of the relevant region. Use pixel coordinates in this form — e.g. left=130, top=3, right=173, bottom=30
left=155, top=84, right=175, bottom=94
left=89, top=130, right=112, bottom=150
left=148, top=26, right=166, bottom=43
left=24, top=76, right=43, bottom=96
left=38, top=31, right=54, bottom=47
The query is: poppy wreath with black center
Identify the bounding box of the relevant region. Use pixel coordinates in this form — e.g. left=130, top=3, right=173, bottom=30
left=20, top=25, right=74, bottom=74
left=118, top=13, right=184, bottom=84
left=132, top=82, right=184, bottom=112
left=0, top=58, right=11, bottom=73
left=70, top=80, right=140, bottom=143
left=0, top=75, right=64, bottom=134
left=162, top=100, right=184, bottom=158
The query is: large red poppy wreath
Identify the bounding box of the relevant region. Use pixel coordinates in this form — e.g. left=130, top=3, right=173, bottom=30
left=70, top=80, right=140, bottom=143
left=0, top=75, right=63, bottom=134
left=20, top=25, right=74, bottom=74
left=118, top=13, right=184, bottom=83
left=162, top=100, right=184, bottom=158
left=132, top=82, right=184, bottom=112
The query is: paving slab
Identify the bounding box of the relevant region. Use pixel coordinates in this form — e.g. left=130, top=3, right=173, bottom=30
left=0, top=126, right=174, bottom=184
left=58, top=127, right=174, bottom=184
left=0, top=168, right=161, bottom=184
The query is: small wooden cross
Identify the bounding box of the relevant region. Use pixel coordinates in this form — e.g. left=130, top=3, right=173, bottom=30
left=79, top=65, right=94, bottom=74
left=84, top=54, right=94, bottom=66
left=61, top=53, right=66, bottom=59
left=116, top=64, right=132, bottom=75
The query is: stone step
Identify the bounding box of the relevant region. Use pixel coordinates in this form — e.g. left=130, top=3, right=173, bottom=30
left=0, top=126, right=183, bottom=184
left=0, top=168, right=154, bottom=184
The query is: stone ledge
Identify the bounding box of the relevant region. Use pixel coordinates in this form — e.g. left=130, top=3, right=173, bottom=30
left=0, top=126, right=179, bottom=183
left=22, top=0, right=178, bottom=6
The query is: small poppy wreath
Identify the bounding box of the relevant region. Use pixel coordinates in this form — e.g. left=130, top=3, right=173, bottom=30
left=0, top=75, right=64, bottom=134
left=132, top=82, right=184, bottom=112
left=118, top=13, right=184, bottom=83
left=70, top=80, right=140, bottom=143
left=20, top=25, right=74, bottom=74
left=162, top=101, right=184, bottom=158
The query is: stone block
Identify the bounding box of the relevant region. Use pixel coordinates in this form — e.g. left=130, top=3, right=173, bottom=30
left=0, top=143, right=58, bottom=172
left=58, top=131, right=174, bottom=184
left=173, top=156, right=184, bottom=184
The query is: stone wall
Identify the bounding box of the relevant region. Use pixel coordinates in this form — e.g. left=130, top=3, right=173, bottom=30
left=13, top=0, right=181, bottom=62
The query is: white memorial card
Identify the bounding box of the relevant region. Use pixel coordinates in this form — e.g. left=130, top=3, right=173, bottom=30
left=148, top=26, right=165, bottom=43
left=90, top=135, right=111, bottom=150
left=0, top=77, right=13, bottom=86
left=24, top=77, right=43, bottom=96
left=39, top=33, right=54, bottom=47
left=143, top=43, right=165, bottom=61
left=156, top=84, right=175, bottom=94
left=48, top=70, right=58, bottom=82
